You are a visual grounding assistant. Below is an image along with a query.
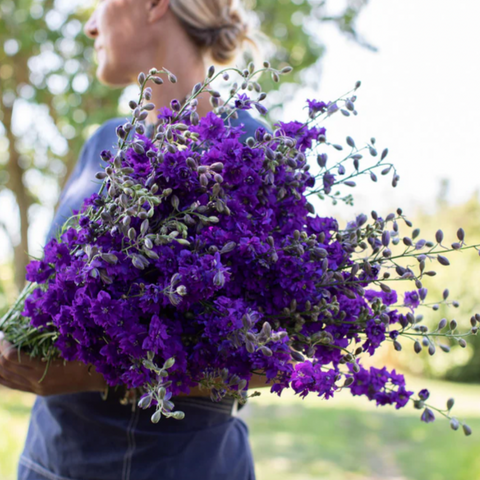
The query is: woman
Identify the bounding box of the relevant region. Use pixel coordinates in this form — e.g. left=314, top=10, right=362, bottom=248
left=0, top=1, right=270, bottom=478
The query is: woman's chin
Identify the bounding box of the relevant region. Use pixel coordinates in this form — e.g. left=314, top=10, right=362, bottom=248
left=96, top=63, right=130, bottom=88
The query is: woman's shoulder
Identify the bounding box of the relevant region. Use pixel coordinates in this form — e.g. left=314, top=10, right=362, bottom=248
left=85, top=117, right=125, bottom=151
left=231, top=110, right=271, bottom=142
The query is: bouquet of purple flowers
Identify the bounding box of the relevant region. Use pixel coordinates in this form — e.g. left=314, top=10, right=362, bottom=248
left=1, top=63, right=479, bottom=432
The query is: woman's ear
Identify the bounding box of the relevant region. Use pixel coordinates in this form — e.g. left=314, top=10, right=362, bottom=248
left=147, top=0, right=170, bottom=23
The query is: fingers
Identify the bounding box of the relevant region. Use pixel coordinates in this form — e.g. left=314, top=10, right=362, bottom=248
left=0, top=335, right=34, bottom=370
left=0, top=366, right=32, bottom=390
left=0, top=375, right=34, bottom=394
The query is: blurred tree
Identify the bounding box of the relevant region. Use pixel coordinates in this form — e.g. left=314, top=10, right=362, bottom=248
left=0, top=0, right=122, bottom=290
left=0, top=0, right=372, bottom=291
left=378, top=190, right=480, bottom=384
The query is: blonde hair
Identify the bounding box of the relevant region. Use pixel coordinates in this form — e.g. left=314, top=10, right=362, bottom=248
left=169, top=0, right=257, bottom=65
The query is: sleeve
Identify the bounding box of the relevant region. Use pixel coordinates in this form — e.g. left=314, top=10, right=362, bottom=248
left=57, top=137, right=93, bottom=206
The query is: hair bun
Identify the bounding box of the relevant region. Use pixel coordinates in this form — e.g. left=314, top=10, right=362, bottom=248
left=170, top=0, right=256, bottom=66
left=210, top=10, right=249, bottom=64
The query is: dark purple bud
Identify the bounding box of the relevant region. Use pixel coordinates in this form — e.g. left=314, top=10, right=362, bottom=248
left=463, top=423, right=472, bottom=436
left=421, top=408, right=435, bottom=423
left=437, top=255, right=450, bottom=266
left=415, top=239, right=426, bottom=250
left=435, top=230, right=444, bottom=244
left=255, top=103, right=268, bottom=115
left=457, top=228, right=465, bottom=241
left=317, top=153, right=327, bottom=168
left=450, top=417, right=460, bottom=430
left=116, top=126, right=126, bottom=139
left=170, top=99, right=181, bottom=112
left=382, top=231, right=390, bottom=247
left=370, top=172, right=377, bottom=182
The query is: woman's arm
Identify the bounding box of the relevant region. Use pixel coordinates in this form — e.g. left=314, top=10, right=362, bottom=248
left=0, top=332, right=272, bottom=397
left=0, top=333, right=106, bottom=395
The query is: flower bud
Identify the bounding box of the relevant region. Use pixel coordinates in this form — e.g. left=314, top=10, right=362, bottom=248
left=138, top=395, right=152, bottom=409
left=439, top=344, right=450, bottom=353
left=437, top=255, right=450, bottom=266
left=151, top=410, right=162, bottom=423
left=138, top=72, right=146, bottom=85
left=414, top=341, right=422, bottom=354
left=458, top=338, right=467, bottom=348
left=463, top=423, right=472, bottom=436
left=450, top=417, right=460, bottom=430
left=260, top=346, right=273, bottom=357
left=164, top=357, right=175, bottom=369
left=435, top=230, right=444, bottom=244
left=238, top=379, right=248, bottom=391
left=171, top=411, right=185, bottom=420
left=447, top=398, right=454, bottom=410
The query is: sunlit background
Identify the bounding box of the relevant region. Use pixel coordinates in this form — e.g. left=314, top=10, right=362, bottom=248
left=1, top=0, right=480, bottom=479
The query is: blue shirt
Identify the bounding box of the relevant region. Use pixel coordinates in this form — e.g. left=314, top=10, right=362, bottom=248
left=19, top=110, right=266, bottom=480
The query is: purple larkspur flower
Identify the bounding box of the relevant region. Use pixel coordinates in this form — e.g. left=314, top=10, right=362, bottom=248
left=404, top=290, right=420, bottom=309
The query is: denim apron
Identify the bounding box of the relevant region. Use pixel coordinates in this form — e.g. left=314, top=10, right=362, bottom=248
left=18, top=110, right=266, bottom=480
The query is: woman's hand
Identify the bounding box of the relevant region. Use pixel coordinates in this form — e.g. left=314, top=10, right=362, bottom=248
left=0, top=332, right=106, bottom=396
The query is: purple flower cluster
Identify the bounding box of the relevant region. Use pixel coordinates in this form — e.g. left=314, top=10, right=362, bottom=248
left=347, top=363, right=413, bottom=409
left=14, top=83, right=422, bottom=419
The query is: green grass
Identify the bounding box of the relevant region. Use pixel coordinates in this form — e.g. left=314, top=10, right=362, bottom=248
left=1, top=376, right=480, bottom=480
left=0, top=388, right=35, bottom=480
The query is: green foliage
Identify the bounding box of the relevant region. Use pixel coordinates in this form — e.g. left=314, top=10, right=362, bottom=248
left=382, top=190, right=480, bottom=384
left=418, top=193, right=480, bottom=384
left=0, top=0, right=121, bottom=289
left=251, top=0, right=373, bottom=106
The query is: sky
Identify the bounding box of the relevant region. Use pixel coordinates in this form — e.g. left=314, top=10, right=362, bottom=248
left=283, top=0, right=480, bottom=220
left=1, top=0, right=480, bottom=261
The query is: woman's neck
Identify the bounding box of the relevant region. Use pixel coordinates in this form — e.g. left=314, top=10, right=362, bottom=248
left=144, top=36, right=213, bottom=129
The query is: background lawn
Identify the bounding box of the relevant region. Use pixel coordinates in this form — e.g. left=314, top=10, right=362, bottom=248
left=1, top=375, right=479, bottom=480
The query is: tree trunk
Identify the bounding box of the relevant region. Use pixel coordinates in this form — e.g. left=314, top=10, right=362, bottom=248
left=4, top=104, right=32, bottom=292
